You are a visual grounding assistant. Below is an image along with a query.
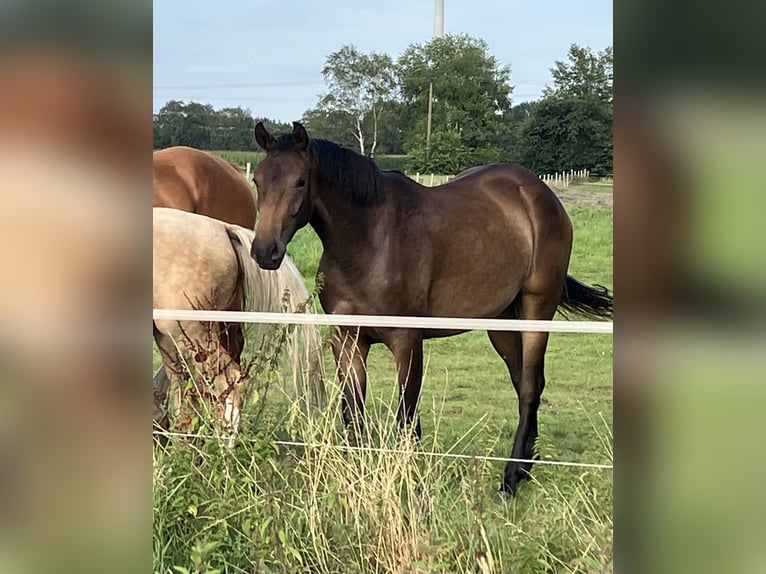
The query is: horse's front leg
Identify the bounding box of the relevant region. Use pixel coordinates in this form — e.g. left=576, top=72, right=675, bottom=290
left=332, top=327, right=370, bottom=446
left=152, top=367, right=171, bottom=440
left=390, top=331, right=424, bottom=439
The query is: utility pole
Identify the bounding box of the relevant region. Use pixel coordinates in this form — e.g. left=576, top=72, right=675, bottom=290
left=426, top=0, right=444, bottom=157
left=434, top=0, right=444, bottom=37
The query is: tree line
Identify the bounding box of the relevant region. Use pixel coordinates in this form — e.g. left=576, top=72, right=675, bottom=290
left=153, top=36, right=612, bottom=175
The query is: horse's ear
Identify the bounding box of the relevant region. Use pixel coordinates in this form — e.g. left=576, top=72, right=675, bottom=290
left=254, top=122, right=277, bottom=152
left=292, top=121, right=309, bottom=151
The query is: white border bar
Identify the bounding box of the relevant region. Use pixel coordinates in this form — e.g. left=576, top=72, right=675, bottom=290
left=153, top=309, right=613, bottom=334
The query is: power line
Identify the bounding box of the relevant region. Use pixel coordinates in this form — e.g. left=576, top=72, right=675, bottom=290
left=153, top=79, right=323, bottom=90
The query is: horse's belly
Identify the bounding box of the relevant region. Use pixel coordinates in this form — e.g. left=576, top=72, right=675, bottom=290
left=422, top=327, right=469, bottom=339
left=426, top=262, right=526, bottom=318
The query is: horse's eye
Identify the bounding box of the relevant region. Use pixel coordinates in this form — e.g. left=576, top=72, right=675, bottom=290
left=296, top=178, right=306, bottom=188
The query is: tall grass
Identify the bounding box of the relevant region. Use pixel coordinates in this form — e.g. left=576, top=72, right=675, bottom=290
left=154, top=205, right=613, bottom=573
left=154, top=359, right=613, bottom=574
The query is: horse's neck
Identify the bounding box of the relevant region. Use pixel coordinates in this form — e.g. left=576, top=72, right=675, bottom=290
left=310, top=181, right=379, bottom=255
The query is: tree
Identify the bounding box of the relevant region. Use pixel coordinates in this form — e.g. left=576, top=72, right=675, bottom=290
left=153, top=100, right=186, bottom=148
left=301, top=107, right=360, bottom=150
left=316, top=45, right=397, bottom=156
left=252, top=117, right=292, bottom=139
left=152, top=101, right=291, bottom=151
left=543, top=44, right=613, bottom=103
left=211, top=106, right=256, bottom=150
left=397, top=34, right=513, bottom=156
left=182, top=102, right=215, bottom=149
left=515, top=97, right=612, bottom=175
left=500, top=100, right=540, bottom=161
left=152, top=100, right=213, bottom=149
left=512, top=44, right=613, bottom=175
left=405, top=129, right=471, bottom=174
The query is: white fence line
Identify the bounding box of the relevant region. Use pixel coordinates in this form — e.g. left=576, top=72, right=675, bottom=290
left=539, top=168, right=591, bottom=190
left=153, top=311, right=613, bottom=471
left=153, top=431, right=613, bottom=470
left=153, top=309, right=613, bottom=334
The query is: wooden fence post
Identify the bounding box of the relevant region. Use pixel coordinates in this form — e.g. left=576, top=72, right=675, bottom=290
left=246, top=162, right=251, bottom=182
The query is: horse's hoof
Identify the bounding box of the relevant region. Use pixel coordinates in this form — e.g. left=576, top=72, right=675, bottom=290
left=501, top=464, right=532, bottom=498
left=497, top=483, right=516, bottom=499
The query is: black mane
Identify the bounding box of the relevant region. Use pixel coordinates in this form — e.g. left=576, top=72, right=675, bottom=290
left=274, top=134, right=384, bottom=206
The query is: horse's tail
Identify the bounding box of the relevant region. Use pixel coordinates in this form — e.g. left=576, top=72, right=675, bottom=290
left=558, top=275, right=613, bottom=320
left=225, top=226, right=326, bottom=407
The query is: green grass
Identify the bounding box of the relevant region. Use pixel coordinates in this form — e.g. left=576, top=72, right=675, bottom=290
left=567, top=182, right=614, bottom=193
left=210, top=150, right=265, bottom=167
left=154, top=205, right=613, bottom=573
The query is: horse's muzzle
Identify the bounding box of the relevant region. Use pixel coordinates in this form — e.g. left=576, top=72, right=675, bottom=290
left=251, top=238, right=285, bottom=270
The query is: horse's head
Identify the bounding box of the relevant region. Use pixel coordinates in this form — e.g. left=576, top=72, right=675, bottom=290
left=251, top=121, right=314, bottom=270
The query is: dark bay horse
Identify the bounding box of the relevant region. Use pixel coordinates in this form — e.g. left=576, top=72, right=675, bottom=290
left=153, top=146, right=257, bottom=229
left=249, top=122, right=612, bottom=496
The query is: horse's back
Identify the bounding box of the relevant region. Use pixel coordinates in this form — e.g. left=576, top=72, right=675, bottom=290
left=444, top=163, right=558, bottom=201
left=375, top=163, right=572, bottom=318
left=153, top=147, right=257, bottom=228
left=153, top=208, right=240, bottom=315
left=432, top=163, right=570, bottom=238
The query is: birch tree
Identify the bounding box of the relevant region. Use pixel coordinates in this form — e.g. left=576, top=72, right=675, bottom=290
left=318, top=45, right=396, bottom=157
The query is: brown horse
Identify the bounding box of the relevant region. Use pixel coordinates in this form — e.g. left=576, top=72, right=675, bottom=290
left=250, top=122, right=612, bottom=496
left=153, top=146, right=257, bottom=228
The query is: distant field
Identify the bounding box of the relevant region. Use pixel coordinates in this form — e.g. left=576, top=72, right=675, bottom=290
left=153, top=201, right=613, bottom=573
left=568, top=181, right=613, bottom=193
left=208, top=149, right=612, bottom=197
left=210, top=149, right=265, bottom=167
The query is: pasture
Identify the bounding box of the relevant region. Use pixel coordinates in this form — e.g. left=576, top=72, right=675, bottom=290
left=153, top=199, right=613, bottom=573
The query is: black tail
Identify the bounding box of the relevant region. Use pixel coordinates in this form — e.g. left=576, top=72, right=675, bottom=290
left=558, top=275, right=613, bottom=320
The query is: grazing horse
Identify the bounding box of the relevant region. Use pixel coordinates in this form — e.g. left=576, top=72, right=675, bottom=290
left=249, top=122, right=613, bottom=496
left=153, top=207, right=322, bottom=435
left=153, top=146, right=257, bottom=228
left=153, top=146, right=260, bottom=430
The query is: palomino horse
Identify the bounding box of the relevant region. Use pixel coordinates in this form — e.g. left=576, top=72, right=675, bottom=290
left=153, top=208, right=322, bottom=435
left=250, top=122, right=613, bottom=496
left=153, top=146, right=261, bottom=431
left=153, top=146, right=256, bottom=228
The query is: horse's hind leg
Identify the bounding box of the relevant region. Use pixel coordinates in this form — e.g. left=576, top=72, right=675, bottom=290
left=220, top=322, right=244, bottom=364
left=487, top=305, right=523, bottom=482
left=389, top=330, right=424, bottom=440
left=153, top=367, right=171, bottom=437
left=153, top=325, right=191, bottom=432
left=488, top=323, right=522, bottom=398
left=498, top=290, right=560, bottom=496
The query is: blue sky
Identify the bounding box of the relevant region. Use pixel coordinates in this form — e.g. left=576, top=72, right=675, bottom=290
left=154, top=0, right=612, bottom=121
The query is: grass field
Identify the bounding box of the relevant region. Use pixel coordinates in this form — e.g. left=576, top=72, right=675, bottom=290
left=211, top=149, right=265, bottom=167
left=153, top=201, right=613, bottom=573
left=567, top=182, right=613, bottom=193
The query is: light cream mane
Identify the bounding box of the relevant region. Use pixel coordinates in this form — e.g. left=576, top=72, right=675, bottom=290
left=225, top=225, right=325, bottom=407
